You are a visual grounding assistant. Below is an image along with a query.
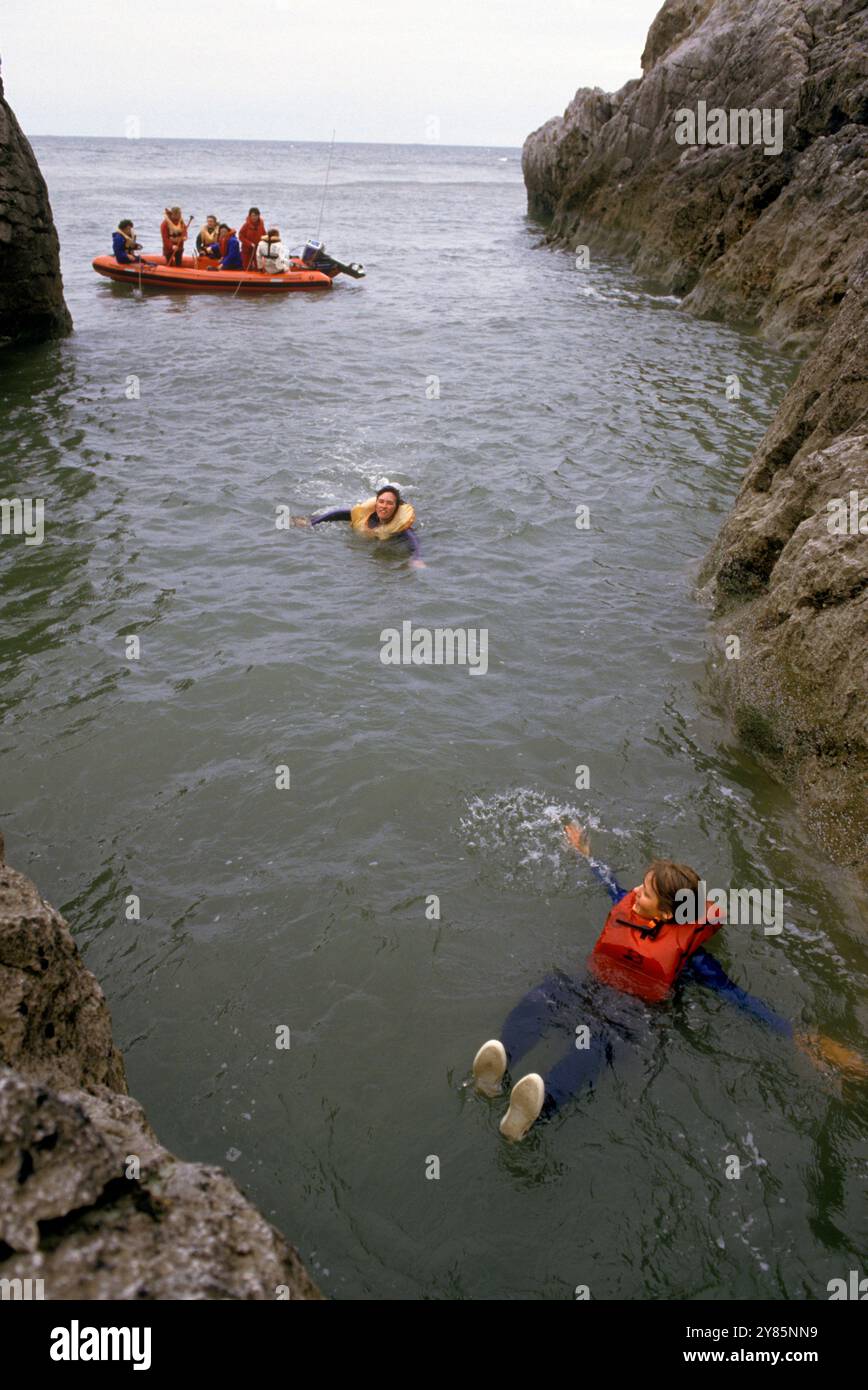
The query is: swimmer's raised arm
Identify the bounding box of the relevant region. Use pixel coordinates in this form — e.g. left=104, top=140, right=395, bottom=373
left=564, top=822, right=628, bottom=905
left=564, top=822, right=590, bottom=857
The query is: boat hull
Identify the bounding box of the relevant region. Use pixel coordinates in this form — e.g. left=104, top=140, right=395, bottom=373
left=92, top=254, right=333, bottom=292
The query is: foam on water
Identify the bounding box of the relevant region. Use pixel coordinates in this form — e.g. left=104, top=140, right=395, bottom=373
left=459, top=788, right=606, bottom=891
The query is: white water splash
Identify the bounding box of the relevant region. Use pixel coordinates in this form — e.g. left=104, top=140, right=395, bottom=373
left=458, top=787, right=604, bottom=891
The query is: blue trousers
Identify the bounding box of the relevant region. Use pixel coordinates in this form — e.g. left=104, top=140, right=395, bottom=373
left=500, top=971, right=644, bottom=1116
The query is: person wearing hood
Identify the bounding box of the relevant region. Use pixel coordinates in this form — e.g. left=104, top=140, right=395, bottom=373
left=160, top=206, right=191, bottom=267
left=256, top=227, right=290, bottom=274
left=239, top=207, right=267, bottom=270
left=112, top=220, right=143, bottom=264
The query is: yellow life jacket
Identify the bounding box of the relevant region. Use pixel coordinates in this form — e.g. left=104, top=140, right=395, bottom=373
left=350, top=498, right=416, bottom=541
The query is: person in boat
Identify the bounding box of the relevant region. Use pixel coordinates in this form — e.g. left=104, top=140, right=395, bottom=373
left=112, top=220, right=143, bottom=264
left=256, top=228, right=290, bottom=274
left=214, top=224, right=243, bottom=271
left=295, top=485, right=424, bottom=567
left=196, top=214, right=221, bottom=259
left=239, top=207, right=267, bottom=271
left=471, top=822, right=867, bottom=1141
left=161, top=207, right=191, bottom=267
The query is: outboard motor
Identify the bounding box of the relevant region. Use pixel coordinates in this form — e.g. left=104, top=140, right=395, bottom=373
left=299, top=237, right=365, bottom=280
left=302, top=237, right=324, bottom=264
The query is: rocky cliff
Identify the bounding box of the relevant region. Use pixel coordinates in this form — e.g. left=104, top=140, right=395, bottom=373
left=701, top=255, right=867, bottom=866
left=523, top=0, right=867, bottom=353
left=0, top=836, right=321, bottom=1300
left=0, top=71, right=72, bottom=346
left=523, top=0, right=868, bottom=866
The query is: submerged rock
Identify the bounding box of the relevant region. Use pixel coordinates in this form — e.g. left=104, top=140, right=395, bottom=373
left=0, top=71, right=72, bottom=346
left=0, top=845, right=321, bottom=1299
left=523, top=0, right=868, bottom=865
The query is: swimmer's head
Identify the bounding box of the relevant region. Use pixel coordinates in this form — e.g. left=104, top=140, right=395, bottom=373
left=375, top=485, right=401, bottom=522
left=635, top=860, right=700, bottom=922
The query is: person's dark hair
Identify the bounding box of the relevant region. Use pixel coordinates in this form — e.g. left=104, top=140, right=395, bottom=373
left=248, top=206, right=260, bottom=216
left=376, top=485, right=402, bottom=506
left=119, top=219, right=133, bottom=231
left=218, top=223, right=230, bottom=232
left=647, top=860, right=700, bottom=919
left=207, top=212, right=217, bottom=221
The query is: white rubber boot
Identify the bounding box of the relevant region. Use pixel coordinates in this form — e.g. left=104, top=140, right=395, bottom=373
left=499, top=1073, right=545, bottom=1140
left=472, top=1039, right=507, bottom=1097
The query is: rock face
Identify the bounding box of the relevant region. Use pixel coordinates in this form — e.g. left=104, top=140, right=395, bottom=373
left=0, top=72, right=72, bottom=347
left=700, top=259, right=868, bottom=867
left=523, top=0, right=868, bottom=354
left=0, top=851, right=126, bottom=1095
left=0, top=842, right=321, bottom=1300
left=523, top=0, right=868, bottom=866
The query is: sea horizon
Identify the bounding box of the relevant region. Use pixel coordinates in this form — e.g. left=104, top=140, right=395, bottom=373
left=27, top=131, right=523, bottom=151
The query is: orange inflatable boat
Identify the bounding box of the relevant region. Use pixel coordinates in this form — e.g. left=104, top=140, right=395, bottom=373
left=92, top=253, right=333, bottom=292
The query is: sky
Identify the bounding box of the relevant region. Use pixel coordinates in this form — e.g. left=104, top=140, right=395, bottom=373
left=2, top=0, right=663, bottom=146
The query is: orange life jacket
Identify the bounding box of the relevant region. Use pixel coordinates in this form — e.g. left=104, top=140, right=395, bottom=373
left=588, top=888, right=723, bottom=1003
left=163, top=212, right=186, bottom=242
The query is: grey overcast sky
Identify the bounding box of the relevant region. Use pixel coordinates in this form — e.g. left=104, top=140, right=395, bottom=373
left=2, top=0, right=662, bottom=146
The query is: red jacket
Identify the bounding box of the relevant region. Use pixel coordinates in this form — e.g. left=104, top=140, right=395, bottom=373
left=588, top=888, right=723, bottom=1003
left=238, top=216, right=266, bottom=267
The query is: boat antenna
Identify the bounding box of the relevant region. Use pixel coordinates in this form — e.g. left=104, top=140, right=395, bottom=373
left=316, top=129, right=337, bottom=239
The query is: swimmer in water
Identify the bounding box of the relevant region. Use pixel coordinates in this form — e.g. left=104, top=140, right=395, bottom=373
left=293, top=484, right=424, bottom=567
left=470, top=822, right=867, bottom=1141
